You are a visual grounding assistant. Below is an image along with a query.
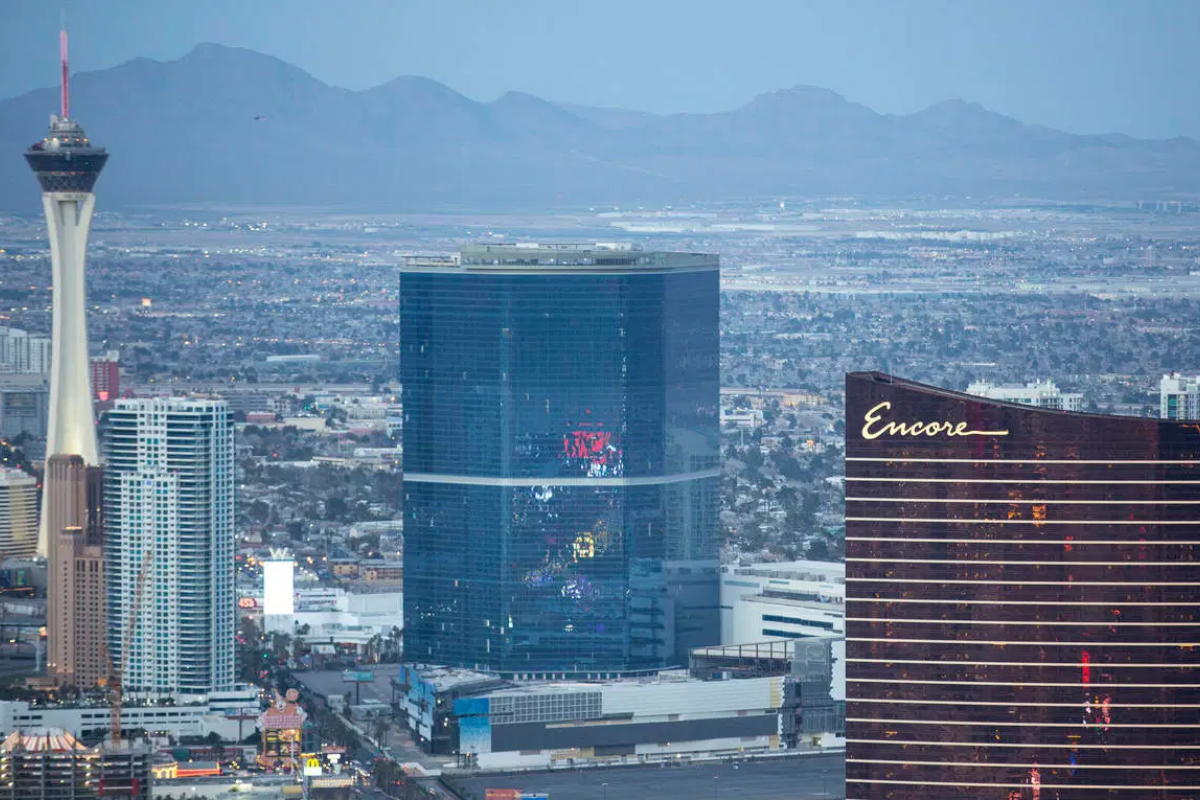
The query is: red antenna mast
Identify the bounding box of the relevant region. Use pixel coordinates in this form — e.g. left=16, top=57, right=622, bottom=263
left=60, top=27, right=69, bottom=119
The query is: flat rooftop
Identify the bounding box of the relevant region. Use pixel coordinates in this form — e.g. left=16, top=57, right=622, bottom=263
left=402, top=243, right=718, bottom=274
left=454, top=753, right=844, bottom=800
left=722, top=560, right=846, bottom=584
left=405, top=664, right=505, bottom=693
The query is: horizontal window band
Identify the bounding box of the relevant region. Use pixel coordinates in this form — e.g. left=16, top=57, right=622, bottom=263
left=847, top=598, right=1200, bottom=607
left=846, top=578, right=1200, bottom=586
left=846, top=457, right=1200, bottom=464
left=846, top=558, right=1197, bottom=565
left=846, top=477, right=1200, bottom=484
left=850, top=760, right=1199, bottom=770
left=400, top=265, right=717, bottom=276
left=851, top=677, right=1196, bottom=687
left=848, top=718, right=1200, bottom=728
left=402, top=469, right=719, bottom=486
left=847, top=658, right=1200, bottom=668
left=847, top=638, right=1200, bottom=647
left=849, top=739, right=1200, bottom=750
left=849, top=779, right=1200, bottom=791
left=850, top=766, right=1200, bottom=778
left=849, top=698, right=1200, bottom=708
left=848, top=537, right=1200, bottom=545
left=847, top=517, right=1200, bottom=525
left=849, top=497, right=1200, bottom=505
left=848, top=617, right=1200, bottom=626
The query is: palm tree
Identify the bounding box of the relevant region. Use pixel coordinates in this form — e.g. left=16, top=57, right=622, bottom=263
left=369, top=712, right=389, bottom=748
left=384, top=626, right=403, bottom=661
left=365, top=634, right=383, bottom=664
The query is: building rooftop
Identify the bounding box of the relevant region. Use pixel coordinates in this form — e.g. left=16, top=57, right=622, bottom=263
left=0, top=727, right=86, bottom=753
left=404, top=664, right=503, bottom=693
left=0, top=468, right=36, bottom=487
left=723, top=559, right=845, bottom=584
left=402, top=243, right=718, bottom=274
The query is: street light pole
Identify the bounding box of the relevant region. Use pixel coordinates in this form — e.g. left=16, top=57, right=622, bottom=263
left=602, top=781, right=609, bottom=800
left=713, top=774, right=719, bottom=800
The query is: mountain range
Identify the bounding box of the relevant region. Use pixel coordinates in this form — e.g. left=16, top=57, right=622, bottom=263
left=1, top=42, right=1197, bottom=211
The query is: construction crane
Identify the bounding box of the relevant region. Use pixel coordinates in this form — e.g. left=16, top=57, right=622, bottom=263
left=103, top=550, right=155, bottom=745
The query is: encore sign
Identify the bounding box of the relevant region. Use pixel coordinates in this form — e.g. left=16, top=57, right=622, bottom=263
left=862, top=401, right=1010, bottom=440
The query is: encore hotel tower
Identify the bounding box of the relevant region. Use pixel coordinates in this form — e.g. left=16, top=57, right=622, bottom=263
left=846, top=372, right=1200, bottom=800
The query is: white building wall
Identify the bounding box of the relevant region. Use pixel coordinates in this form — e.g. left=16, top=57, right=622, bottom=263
left=0, top=687, right=259, bottom=742
left=966, top=380, right=1084, bottom=412
left=729, top=596, right=843, bottom=645
left=117, top=468, right=181, bottom=694
left=258, top=588, right=402, bottom=645
left=600, top=676, right=778, bottom=719
left=720, top=562, right=845, bottom=645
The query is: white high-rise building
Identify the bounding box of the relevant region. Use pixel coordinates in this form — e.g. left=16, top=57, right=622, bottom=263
left=965, top=379, right=1085, bottom=412
left=103, top=398, right=235, bottom=696
left=1161, top=373, right=1200, bottom=420
left=0, top=468, right=39, bottom=559
left=0, top=328, right=53, bottom=374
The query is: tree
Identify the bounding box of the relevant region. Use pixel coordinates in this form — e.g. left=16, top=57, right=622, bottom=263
left=325, top=496, right=348, bottom=520
left=369, top=712, right=389, bottom=748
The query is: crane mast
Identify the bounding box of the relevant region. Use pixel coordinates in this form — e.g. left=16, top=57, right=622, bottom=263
left=105, top=550, right=155, bottom=744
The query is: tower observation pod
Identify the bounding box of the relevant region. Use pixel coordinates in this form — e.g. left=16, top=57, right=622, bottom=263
left=24, top=30, right=107, bottom=555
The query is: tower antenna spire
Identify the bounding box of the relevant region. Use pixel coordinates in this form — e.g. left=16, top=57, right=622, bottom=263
left=60, top=21, right=69, bottom=119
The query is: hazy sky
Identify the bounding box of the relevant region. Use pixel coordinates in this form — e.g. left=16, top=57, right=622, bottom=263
left=3, top=0, right=1199, bottom=140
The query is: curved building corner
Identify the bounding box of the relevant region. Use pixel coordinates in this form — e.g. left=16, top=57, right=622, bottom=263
left=846, top=371, right=1200, bottom=800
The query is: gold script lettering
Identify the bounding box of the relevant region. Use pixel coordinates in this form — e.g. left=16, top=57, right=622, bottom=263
left=861, top=401, right=1009, bottom=440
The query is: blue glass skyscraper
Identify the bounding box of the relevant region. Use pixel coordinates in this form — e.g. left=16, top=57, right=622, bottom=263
left=401, top=244, right=720, bottom=677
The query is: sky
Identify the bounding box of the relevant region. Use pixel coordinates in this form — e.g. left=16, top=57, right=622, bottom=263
left=2, top=0, right=1199, bottom=140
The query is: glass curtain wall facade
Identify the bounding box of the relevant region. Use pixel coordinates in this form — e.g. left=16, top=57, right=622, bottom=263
left=401, top=245, right=720, bottom=676
left=846, top=371, right=1200, bottom=800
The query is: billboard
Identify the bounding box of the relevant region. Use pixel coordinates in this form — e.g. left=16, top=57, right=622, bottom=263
left=263, top=559, right=295, bottom=616
left=342, top=669, right=374, bottom=683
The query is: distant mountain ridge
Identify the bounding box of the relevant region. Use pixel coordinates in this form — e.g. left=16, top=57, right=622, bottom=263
left=1, top=42, right=1197, bottom=211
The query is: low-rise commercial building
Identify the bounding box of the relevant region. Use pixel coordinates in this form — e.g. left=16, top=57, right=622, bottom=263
left=456, top=673, right=786, bottom=770
left=255, top=584, right=403, bottom=654
left=398, top=665, right=505, bottom=755
left=398, top=636, right=845, bottom=770
left=0, top=686, right=260, bottom=743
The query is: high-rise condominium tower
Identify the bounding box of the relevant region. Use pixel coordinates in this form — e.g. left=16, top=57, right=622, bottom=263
left=103, top=398, right=235, bottom=695
left=846, top=371, right=1200, bottom=800
left=25, top=30, right=107, bottom=556
left=401, top=244, right=720, bottom=676
left=43, top=455, right=106, bottom=689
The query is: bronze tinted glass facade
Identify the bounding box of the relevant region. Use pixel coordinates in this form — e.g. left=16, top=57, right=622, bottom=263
left=846, top=372, right=1200, bottom=800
